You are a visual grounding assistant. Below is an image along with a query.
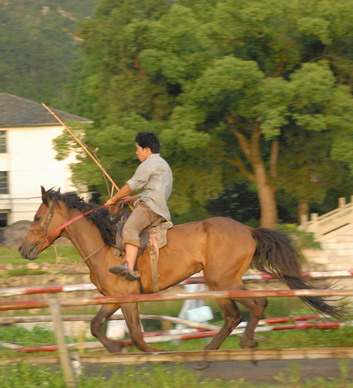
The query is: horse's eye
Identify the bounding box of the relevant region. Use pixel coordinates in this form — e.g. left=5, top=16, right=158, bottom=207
left=34, top=216, right=41, bottom=222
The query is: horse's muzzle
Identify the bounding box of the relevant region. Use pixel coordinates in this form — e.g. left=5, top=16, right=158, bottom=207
left=18, top=242, right=39, bottom=260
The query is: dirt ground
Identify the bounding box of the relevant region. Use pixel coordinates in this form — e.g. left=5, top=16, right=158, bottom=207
left=83, top=358, right=353, bottom=384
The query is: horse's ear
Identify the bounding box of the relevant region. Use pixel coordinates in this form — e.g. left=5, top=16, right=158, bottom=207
left=41, top=186, right=49, bottom=206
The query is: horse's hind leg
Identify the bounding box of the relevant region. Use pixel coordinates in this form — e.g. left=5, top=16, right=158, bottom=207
left=236, top=289, right=268, bottom=349
left=91, top=303, right=126, bottom=353
left=204, top=298, right=243, bottom=350
left=204, top=289, right=268, bottom=350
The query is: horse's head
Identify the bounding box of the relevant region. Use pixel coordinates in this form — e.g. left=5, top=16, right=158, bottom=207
left=18, top=186, right=64, bottom=260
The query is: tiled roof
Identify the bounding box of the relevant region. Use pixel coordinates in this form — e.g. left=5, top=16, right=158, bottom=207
left=0, top=93, right=92, bottom=127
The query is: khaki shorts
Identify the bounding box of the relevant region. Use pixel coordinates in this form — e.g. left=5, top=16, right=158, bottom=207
left=122, top=202, right=165, bottom=248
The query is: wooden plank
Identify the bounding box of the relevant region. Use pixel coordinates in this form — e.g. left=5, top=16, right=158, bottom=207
left=2, top=348, right=353, bottom=366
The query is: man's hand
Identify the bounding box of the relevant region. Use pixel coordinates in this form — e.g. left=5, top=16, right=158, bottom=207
left=104, top=184, right=133, bottom=207
left=104, top=197, right=116, bottom=207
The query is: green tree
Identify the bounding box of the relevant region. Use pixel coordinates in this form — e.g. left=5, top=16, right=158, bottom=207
left=277, top=130, right=353, bottom=223
left=160, top=0, right=353, bottom=226
left=64, top=0, right=353, bottom=226
left=62, top=0, right=225, bottom=220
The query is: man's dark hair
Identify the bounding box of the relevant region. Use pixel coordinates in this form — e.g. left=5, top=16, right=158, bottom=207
left=135, top=132, right=160, bottom=153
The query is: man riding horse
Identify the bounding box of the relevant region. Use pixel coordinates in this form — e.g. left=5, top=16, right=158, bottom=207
left=105, top=131, right=173, bottom=281
left=19, top=131, right=342, bottom=355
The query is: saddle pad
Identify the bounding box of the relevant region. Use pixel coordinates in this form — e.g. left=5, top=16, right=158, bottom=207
left=153, top=221, right=173, bottom=249
left=115, top=219, right=173, bottom=255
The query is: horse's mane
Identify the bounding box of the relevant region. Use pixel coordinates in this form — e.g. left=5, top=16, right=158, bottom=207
left=46, top=189, right=117, bottom=246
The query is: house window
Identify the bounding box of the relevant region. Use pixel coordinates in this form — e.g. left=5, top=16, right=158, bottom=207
left=0, top=171, right=8, bottom=194
left=0, top=131, right=6, bottom=153
left=0, top=213, right=7, bottom=227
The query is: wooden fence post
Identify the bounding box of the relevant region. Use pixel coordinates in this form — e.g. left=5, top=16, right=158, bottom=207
left=49, top=299, right=76, bottom=388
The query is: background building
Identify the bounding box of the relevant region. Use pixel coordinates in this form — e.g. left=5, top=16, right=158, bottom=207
left=0, top=93, right=92, bottom=226
left=300, top=197, right=353, bottom=270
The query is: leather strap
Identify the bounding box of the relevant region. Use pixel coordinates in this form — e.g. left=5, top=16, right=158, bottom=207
left=149, top=228, right=160, bottom=293
left=44, top=204, right=106, bottom=246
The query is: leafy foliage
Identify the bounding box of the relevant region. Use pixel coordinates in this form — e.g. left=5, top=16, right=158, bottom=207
left=61, top=0, right=353, bottom=225
left=275, top=224, right=321, bottom=251
left=4, top=0, right=353, bottom=225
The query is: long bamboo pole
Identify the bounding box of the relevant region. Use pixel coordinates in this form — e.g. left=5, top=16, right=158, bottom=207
left=42, top=103, right=121, bottom=194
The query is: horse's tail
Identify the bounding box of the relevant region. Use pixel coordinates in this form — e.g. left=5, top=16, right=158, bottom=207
left=251, top=228, right=341, bottom=318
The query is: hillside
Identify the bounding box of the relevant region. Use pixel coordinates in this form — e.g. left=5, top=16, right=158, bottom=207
left=0, top=0, right=98, bottom=110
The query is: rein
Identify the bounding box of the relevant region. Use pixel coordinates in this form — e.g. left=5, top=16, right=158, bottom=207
left=82, top=243, right=106, bottom=262
left=43, top=203, right=107, bottom=247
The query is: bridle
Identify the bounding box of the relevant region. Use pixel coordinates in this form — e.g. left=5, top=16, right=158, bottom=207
left=42, top=198, right=57, bottom=245
left=33, top=198, right=107, bottom=260
left=28, top=198, right=57, bottom=249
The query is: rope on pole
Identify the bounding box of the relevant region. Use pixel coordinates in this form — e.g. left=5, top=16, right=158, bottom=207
left=42, top=103, right=134, bottom=211
left=42, top=103, right=120, bottom=193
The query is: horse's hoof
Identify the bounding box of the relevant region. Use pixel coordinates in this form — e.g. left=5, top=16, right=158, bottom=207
left=147, top=349, right=163, bottom=353
left=112, top=348, right=128, bottom=354
left=194, top=362, right=210, bottom=370
left=240, top=338, right=258, bottom=349
left=106, top=342, right=127, bottom=354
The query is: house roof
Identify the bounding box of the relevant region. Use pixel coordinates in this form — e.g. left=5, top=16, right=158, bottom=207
left=0, top=93, right=93, bottom=127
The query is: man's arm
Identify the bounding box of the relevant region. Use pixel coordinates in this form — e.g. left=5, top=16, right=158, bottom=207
left=123, top=195, right=139, bottom=204
left=104, top=184, right=132, bottom=207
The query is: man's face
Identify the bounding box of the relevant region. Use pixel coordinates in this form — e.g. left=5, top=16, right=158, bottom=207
left=135, top=143, right=151, bottom=162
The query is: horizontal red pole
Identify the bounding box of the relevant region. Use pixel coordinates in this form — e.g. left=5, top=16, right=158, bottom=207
left=13, top=321, right=344, bottom=353
left=3, top=270, right=353, bottom=298
left=1, top=288, right=353, bottom=311
left=2, top=270, right=353, bottom=297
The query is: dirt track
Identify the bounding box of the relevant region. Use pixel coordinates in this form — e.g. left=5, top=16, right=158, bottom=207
left=84, top=359, right=353, bottom=384
left=196, top=359, right=353, bottom=383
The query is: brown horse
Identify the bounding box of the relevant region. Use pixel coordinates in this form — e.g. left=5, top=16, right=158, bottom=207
left=19, top=187, right=340, bottom=353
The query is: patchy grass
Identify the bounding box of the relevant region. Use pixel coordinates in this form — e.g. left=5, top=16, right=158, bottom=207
left=1, top=301, right=353, bottom=387
left=0, top=325, right=56, bottom=347
left=0, top=361, right=352, bottom=388
left=0, top=245, right=81, bottom=265
left=4, top=267, right=48, bottom=277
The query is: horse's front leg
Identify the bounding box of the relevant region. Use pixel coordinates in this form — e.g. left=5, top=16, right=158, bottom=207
left=121, top=302, right=161, bottom=352
left=91, top=303, right=126, bottom=353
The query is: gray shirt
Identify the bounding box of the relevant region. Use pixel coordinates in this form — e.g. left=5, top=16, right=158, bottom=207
left=127, top=153, right=173, bottom=220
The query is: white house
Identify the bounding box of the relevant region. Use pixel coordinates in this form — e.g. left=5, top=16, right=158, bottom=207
left=0, top=93, right=92, bottom=226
